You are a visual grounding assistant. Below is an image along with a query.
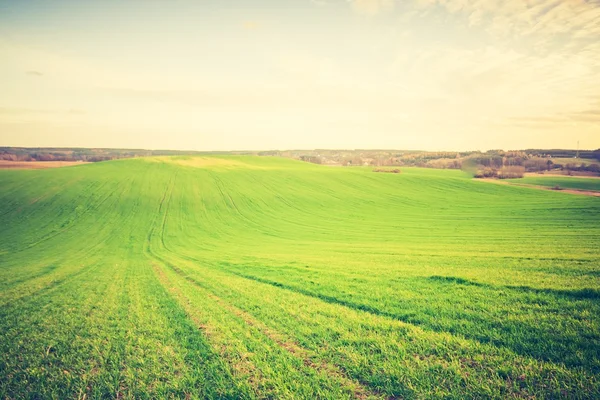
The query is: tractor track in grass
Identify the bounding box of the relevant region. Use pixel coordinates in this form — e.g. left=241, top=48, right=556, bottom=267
left=149, top=254, right=600, bottom=398
left=145, top=177, right=277, bottom=395
left=144, top=172, right=178, bottom=254
left=226, top=269, right=403, bottom=320
left=0, top=176, right=84, bottom=219
left=14, top=179, right=119, bottom=253
left=2, top=177, right=143, bottom=307
left=0, top=263, right=96, bottom=308
left=0, top=264, right=59, bottom=290
left=150, top=263, right=267, bottom=396
left=143, top=170, right=600, bottom=379
left=151, top=256, right=388, bottom=400
left=158, top=255, right=544, bottom=353
left=208, top=172, right=283, bottom=237
left=159, top=174, right=177, bottom=251
left=221, top=268, right=600, bottom=373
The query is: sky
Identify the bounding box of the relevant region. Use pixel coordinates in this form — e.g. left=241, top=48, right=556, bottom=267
left=0, top=0, right=599, bottom=151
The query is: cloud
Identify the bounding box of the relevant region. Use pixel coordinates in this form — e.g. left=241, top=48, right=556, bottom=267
left=26, top=70, right=43, bottom=76
left=416, top=0, right=600, bottom=45
left=350, top=0, right=395, bottom=16
left=0, top=107, right=87, bottom=127
left=502, top=98, right=600, bottom=128
left=0, top=107, right=84, bottom=116
left=387, top=0, right=600, bottom=132
left=0, top=107, right=48, bottom=115
left=310, top=0, right=336, bottom=6
left=568, top=107, right=600, bottom=123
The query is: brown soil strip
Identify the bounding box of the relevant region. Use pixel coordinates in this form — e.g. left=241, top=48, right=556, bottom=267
left=0, top=160, right=90, bottom=169
left=554, top=188, right=600, bottom=197
left=524, top=172, right=600, bottom=179
left=153, top=263, right=385, bottom=400
left=477, top=179, right=600, bottom=197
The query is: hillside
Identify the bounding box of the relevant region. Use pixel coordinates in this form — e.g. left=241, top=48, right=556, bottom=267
left=1, top=156, right=599, bottom=398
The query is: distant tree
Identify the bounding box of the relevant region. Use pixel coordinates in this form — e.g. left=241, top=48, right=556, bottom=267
left=497, top=166, right=525, bottom=179
left=524, top=158, right=548, bottom=172
left=37, top=153, right=55, bottom=161
left=587, top=164, right=600, bottom=173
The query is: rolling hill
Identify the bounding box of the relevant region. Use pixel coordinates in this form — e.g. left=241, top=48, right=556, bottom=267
left=1, top=156, right=599, bottom=399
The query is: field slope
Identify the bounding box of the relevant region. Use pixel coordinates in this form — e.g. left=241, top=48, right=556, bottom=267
left=1, top=156, right=599, bottom=399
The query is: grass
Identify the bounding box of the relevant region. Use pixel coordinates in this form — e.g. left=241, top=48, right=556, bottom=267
left=1, top=156, right=599, bottom=399
left=511, top=176, right=600, bottom=191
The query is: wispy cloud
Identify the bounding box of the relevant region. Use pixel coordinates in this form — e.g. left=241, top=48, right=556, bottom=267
left=391, top=0, right=600, bottom=133
left=416, top=0, right=600, bottom=45
left=25, top=70, right=43, bottom=76
left=0, top=107, right=84, bottom=116
left=310, top=0, right=336, bottom=7
left=0, top=107, right=86, bottom=127
left=0, top=107, right=50, bottom=115
left=350, top=0, right=395, bottom=16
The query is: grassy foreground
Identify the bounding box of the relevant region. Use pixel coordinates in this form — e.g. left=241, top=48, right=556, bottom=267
left=1, top=156, right=599, bottom=399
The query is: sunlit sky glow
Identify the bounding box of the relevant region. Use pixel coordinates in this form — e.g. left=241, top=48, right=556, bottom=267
left=1, top=0, right=599, bottom=151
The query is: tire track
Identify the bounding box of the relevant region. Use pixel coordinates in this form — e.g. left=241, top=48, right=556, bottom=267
left=151, top=263, right=267, bottom=396
left=0, top=264, right=59, bottom=291
left=152, top=259, right=388, bottom=400
left=14, top=179, right=120, bottom=253
left=145, top=171, right=178, bottom=254
left=223, top=268, right=600, bottom=374
left=208, top=172, right=276, bottom=236
left=223, top=268, right=402, bottom=321
left=0, top=263, right=96, bottom=309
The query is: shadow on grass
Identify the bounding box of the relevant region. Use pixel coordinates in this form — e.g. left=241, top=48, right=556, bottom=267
left=0, top=264, right=59, bottom=289
left=223, top=266, right=600, bottom=373
left=428, top=275, right=600, bottom=300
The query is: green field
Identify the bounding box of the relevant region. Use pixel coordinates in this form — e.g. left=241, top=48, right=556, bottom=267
left=511, top=176, right=600, bottom=192
left=1, top=156, right=599, bottom=399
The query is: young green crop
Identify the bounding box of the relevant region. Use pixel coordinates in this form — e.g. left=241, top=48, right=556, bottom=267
left=1, top=156, right=599, bottom=399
